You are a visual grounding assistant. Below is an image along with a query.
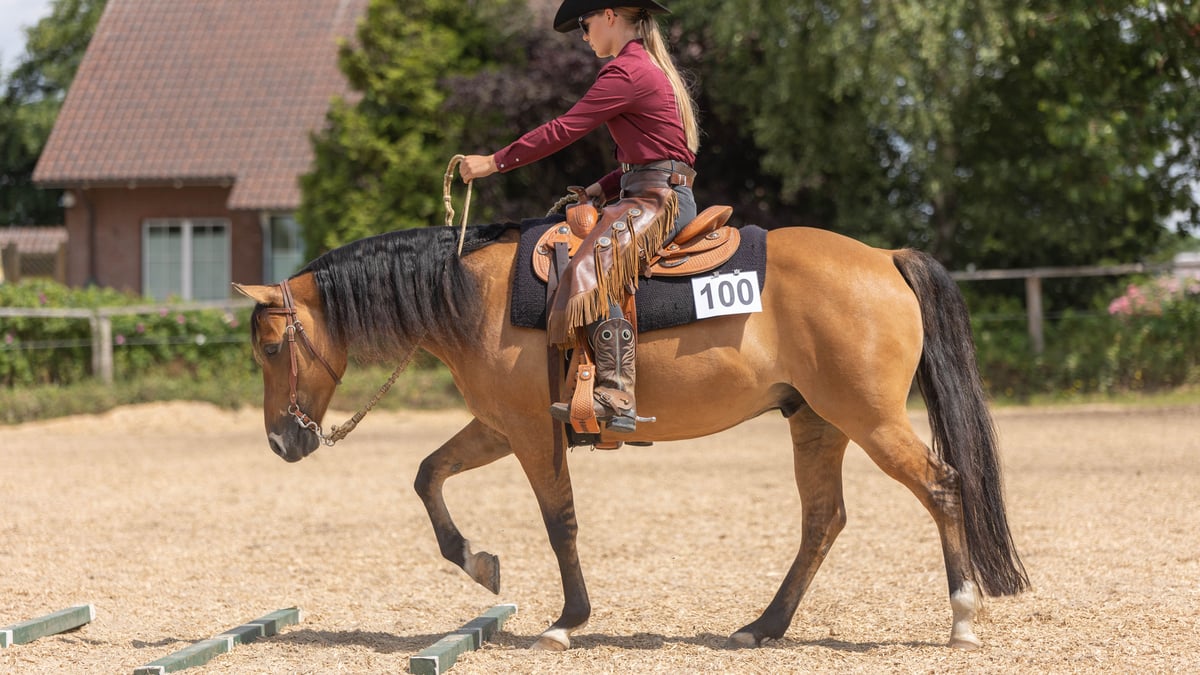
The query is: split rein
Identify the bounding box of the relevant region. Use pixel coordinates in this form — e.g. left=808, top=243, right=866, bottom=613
left=267, top=278, right=419, bottom=447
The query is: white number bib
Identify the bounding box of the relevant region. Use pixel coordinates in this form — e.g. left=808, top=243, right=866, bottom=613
left=691, top=271, right=763, bottom=319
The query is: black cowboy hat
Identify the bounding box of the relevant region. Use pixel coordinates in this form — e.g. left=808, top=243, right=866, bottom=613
left=553, top=0, right=670, bottom=33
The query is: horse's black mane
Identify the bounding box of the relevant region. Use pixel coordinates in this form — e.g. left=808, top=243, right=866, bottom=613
left=298, top=223, right=511, bottom=360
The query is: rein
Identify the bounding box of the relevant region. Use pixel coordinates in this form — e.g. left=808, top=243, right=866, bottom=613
left=443, top=155, right=473, bottom=256
left=442, top=153, right=579, bottom=249
left=267, top=278, right=417, bottom=446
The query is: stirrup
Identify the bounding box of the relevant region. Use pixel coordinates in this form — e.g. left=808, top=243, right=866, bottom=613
left=547, top=402, right=653, bottom=432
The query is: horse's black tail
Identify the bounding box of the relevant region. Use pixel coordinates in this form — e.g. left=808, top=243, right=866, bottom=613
left=893, top=249, right=1030, bottom=597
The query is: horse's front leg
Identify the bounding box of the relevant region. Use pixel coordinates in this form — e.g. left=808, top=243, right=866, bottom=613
left=511, top=429, right=590, bottom=651
left=414, top=417, right=512, bottom=593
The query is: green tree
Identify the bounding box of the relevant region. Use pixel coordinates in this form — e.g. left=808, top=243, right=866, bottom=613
left=298, top=0, right=528, bottom=257
left=0, top=0, right=106, bottom=226
left=682, top=0, right=1200, bottom=269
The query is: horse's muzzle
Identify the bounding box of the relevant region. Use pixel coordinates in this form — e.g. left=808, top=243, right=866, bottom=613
left=268, top=425, right=319, bottom=462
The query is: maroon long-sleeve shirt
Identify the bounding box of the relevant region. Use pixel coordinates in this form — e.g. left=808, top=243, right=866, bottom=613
left=493, top=39, right=695, bottom=200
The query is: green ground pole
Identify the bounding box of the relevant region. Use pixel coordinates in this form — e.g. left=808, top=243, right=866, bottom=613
left=0, top=604, right=96, bottom=648
left=132, top=607, right=302, bottom=674
left=409, top=604, right=518, bottom=675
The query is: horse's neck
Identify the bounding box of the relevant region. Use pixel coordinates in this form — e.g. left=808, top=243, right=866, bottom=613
left=421, top=236, right=520, bottom=367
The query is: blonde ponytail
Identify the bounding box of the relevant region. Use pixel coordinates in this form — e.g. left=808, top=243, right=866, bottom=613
left=617, top=8, right=700, bottom=153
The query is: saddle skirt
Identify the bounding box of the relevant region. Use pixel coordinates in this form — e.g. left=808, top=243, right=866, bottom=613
left=532, top=205, right=738, bottom=283
left=511, top=215, right=768, bottom=335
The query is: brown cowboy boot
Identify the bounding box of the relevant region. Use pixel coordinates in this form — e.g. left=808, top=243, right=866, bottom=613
left=550, top=317, right=640, bottom=433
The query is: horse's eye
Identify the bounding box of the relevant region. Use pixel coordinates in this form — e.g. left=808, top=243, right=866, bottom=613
left=264, top=343, right=282, bottom=356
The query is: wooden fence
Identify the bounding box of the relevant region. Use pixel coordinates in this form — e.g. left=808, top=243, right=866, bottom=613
left=3, top=257, right=1199, bottom=383
left=951, top=258, right=1200, bottom=354
left=0, top=300, right=253, bottom=384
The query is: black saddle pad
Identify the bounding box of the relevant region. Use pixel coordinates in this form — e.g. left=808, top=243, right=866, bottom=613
left=510, top=215, right=767, bottom=333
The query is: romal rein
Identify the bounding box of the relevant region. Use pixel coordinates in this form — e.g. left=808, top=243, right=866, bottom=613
left=265, top=278, right=413, bottom=446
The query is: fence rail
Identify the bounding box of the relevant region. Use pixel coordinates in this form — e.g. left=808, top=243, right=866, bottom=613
left=4, top=256, right=1200, bottom=384
left=950, top=259, right=1200, bottom=354
left=0, top=300, right=253, bottom=384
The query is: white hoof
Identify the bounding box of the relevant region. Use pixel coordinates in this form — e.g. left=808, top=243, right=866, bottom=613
left=949, top=633, right=983, bottom=650
left=949, top=581, right=982, bottom=650
left=531, top=628, right=571, bottom=651
left=726, top=631, right=760, bottom=649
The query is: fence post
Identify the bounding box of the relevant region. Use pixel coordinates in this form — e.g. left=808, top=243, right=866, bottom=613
left=1, top=243, right=18, bottom=284
left=55, top=242, right=68, bottom=284
left=90, top=313, right=114, bottom=384
left=1024, top=275, right=1045, bottom=355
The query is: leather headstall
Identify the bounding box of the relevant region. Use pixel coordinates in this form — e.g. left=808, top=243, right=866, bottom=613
left=263, top=278, right=343, bottom=433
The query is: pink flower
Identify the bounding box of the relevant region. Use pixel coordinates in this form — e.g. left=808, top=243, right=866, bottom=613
left=175, top=314, right=186, bottom=325
left=3, top=333, right=13, bottom=344
left=136, top=322, right=145, bottom=334
left=116, top=334, right=126, bottom=346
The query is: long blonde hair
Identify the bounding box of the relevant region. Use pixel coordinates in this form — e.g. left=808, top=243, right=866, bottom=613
left=616, top=7, right=700, bottom=153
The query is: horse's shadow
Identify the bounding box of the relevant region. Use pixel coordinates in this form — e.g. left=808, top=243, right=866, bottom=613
left=272, top=628, right=940, bottom=655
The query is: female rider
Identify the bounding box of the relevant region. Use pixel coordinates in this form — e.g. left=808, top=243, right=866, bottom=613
left=459, top=0, right=699, bottom=434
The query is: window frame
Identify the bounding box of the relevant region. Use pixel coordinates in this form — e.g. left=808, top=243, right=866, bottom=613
left=141, top=217, right=232, bottom=301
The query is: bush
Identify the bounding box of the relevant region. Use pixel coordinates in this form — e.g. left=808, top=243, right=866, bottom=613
left=972, top=274, right=1200, bottom=399
left=1, top=279, right=254, bottom=387
left=1, top=280, right=463, bottom=424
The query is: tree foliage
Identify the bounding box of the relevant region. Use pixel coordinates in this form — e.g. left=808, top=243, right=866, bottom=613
left=683, top=0, right=1200, bottom=270
left=0, top=0, right=106, bottom=226
left=298, top=0, right=534, bottom=257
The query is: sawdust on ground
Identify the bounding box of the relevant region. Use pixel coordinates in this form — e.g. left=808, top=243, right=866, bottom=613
left=1, top=401, right=1198, bottom=673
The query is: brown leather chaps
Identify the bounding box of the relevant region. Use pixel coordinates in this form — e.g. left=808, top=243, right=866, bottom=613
left=546, top=178, right=679, bottom=346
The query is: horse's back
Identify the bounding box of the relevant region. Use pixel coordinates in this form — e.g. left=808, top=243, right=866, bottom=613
left=761, top=226, right=920, bottom=328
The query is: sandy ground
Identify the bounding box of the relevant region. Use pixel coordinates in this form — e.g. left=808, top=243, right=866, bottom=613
left=1, top=401, right=1198, bottom=674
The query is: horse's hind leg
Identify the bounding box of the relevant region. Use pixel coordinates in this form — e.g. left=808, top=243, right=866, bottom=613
left=853, top=419, right=983, bottom=649
left=413, top=417, right=512, bottom=593
left=729, top=405, right=850, bottom=648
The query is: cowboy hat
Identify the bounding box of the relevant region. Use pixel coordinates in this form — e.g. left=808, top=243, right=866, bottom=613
left=553, top=0, right=670, bottom=33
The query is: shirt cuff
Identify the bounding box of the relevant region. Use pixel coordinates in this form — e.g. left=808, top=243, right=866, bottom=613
left=494, top=147, right=521, bottom=173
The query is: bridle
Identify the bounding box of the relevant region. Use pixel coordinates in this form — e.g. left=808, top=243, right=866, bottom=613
left=264, top=278, right=344, bottom=441
left=263, top=278, right=416, bottom=447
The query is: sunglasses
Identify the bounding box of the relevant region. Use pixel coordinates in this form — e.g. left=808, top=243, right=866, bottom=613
left=578, top=10, right=603, bottom=35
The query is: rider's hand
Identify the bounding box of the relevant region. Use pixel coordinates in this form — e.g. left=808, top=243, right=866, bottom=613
left=585, top=182, right=604, bottom=204
left=460, top=155, right=498, bottom=183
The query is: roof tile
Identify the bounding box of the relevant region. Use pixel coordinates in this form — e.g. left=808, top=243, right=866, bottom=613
left=33, top=0, right=368, bottom=211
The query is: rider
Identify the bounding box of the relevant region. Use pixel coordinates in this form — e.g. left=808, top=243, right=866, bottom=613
left=459, top=0, right=700, bottom=434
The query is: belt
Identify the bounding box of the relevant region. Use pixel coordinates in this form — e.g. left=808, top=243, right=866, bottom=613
left=619, top=160, right=696, bottom=188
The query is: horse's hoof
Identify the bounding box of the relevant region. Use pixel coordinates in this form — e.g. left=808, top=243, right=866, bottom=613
left=949, top=634, right=982, bottom=651
left=530, top=631, right=570, bottom=651
left=466, top=551, right=500, bottom=594
left=725, top=631, right=760, bottom=649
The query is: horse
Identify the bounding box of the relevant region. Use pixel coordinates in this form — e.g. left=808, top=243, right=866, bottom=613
left=234, top=221, right=1028, bottom=652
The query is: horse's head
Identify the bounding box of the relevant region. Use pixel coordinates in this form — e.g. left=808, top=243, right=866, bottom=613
left=234, top=276, right=347, bottom=462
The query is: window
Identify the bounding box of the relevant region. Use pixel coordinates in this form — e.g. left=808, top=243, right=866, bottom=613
left=142, top=218, right=230, bottom=301
left=265, top=214, right=305, bottom=283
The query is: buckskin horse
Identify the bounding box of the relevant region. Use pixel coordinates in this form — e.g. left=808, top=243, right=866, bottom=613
left=234, top=221, right=1028, bottom=651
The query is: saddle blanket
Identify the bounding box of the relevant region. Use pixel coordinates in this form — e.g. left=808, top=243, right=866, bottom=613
left=510, top=216, right=767, bottom=333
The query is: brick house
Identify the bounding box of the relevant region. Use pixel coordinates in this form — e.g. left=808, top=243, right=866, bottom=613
left=33, top=0, right=367, bottom=300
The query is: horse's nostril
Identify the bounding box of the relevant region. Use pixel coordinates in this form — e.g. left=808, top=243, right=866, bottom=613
left=268, top=434, right=287, bottom=458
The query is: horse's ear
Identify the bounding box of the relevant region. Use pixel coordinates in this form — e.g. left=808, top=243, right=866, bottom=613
left=233, top=283, right=280, bottom=306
